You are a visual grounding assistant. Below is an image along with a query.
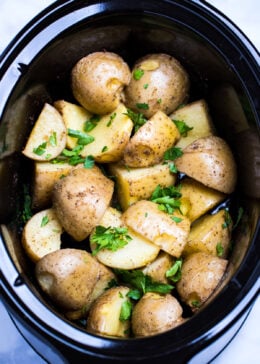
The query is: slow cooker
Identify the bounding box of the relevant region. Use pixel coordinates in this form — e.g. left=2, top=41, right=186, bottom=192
left=0, top=1, right=259, bottom=363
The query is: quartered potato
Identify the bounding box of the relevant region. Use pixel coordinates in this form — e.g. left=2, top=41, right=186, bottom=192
left=123, top=110, right=180, bottom=167
left=90, top=207, right=160, bottom=269
left=175, top=136, right=237, bottom=194
left=22, top=208, right=63, bottom=262
left=87, top=286, right=131, bottom=338
left=109, top=162, right=176, bottom=211
left=22, top=103, right=67, bottom=161
left=122, top=200, right=191, bottom=258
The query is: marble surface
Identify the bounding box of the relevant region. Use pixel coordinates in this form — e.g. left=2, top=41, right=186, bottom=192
left=0, top=1, right=259, bottom=363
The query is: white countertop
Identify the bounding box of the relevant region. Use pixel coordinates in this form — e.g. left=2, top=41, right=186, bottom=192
left=0, top=1, right=259, bottom=363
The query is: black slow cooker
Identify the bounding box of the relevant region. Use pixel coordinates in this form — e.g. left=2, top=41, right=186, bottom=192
left=0, top=1, right=259, bottom=363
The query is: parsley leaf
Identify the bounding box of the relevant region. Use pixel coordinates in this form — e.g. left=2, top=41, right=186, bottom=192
left=150, top=184, right=182, bottom=214
left=84, top=115, right=101, bottom=132
left=133, top=69, right=144, bottom=80
left=33, top=142, right=47, bottom=156
left=166, top=259, right=182, bottom=283
left=40, top=215, right=49, bottom=227
left=173, top=119, right=193, bottom=137
left=125, top=109, right=147, bottom=133
left=91, top=226, right=132, bottom=255
left=84, top=155, right=95, bottom=169
left=136, top=102, right=149, bottom=110
left=67, top=128, right=95, bottom=146
left=216, top=242, right=224, bottom=257
left=222, top=209, right=232, bottom=229
left=119, top=299, right=132, bottom=321
left=164, top=147, right=183, bottom=161
left=49, top=132, right=57, bottom=146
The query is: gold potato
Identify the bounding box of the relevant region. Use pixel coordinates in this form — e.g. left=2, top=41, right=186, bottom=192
left=22, top=208, right=63, bottom=263
left=35, top=249, right=115, bottom=314
left=123, top=110, right=180, bottom=167
left=52, top=166, right=114, bottom=241
left=171, top=99, right=215, bottom=149
left=71, top=51, right=131, bottom=114
left=32, top=161, right=77, bottom=209
left=175, top=136, right=237, bottom=194
left=176, top=252, right=228, bottom=309
left=179, top=177, right=226, bottom=222
left=125, top=53, right=190, bottom=118
left=109, top=162, right=176, bottom=211
left=90, top=207, right=160, bottom=269
left=122, top=200, right=190, bottom=258
left=183, top=209, right=232, bottom=258
left=142, top=251, right=174, bottom=284
left=87, top=286, right=131, bottom=338
left=131, top=292, right=184, bottom=337
left=22, top=103, right=67, bottom=161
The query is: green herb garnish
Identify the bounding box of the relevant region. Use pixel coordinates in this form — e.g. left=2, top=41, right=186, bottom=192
left=133, top=69, right=144, bottom=80
left=136, top=102, right=149, bottom=110
left=150, top=184, right=182, bottom=214
left=107, top=112, right=117, bottom=127
left=101, top=146, right=108, bottom=152
left=83, top=155, right=95, bottom=169
left=67, top=128, right=95, bottom=146
left=84, top=115, right=101, bottom=132
left=125, top=109, right=147, bottom=133
left=33, top=142, right=47, bottom=156
left=173, top=119, right=193, bottom=137
left=233, top=207, right=244, bottom=230
left=91, top=226, right=132, bottom=255
left=119, top=299, right=132, bottom=321
left=41, top=215, right=49, bottom=227
left=222, top=209, right=232, bottom=229
left=164, top=147, right=183, bottom=161
left=49, top=132, right=57, bottom=146
left=166, top=259, right=182, bottom=283
left=216, top=242, right=224, bottom=257
left=143, top=83, right=149, bottom=89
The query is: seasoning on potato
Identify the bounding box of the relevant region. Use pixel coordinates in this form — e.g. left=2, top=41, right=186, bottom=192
left=20, top=50, right=239, bottom=340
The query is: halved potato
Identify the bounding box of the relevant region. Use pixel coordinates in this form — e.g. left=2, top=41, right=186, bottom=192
left=176, top=252, right=228, bottom=310
left=52, top=166, right=114, bottom=241
left=131, top=292, right=184, bottom=337
left=90, top=207, right=160, bottom=269
left=123, top=110, right=180, bottom=167
left=122, top=200, right=190, bottom=257
left=32, top=161, right=78, bottom=209
left=22, top=103, right=67, bottom=161
left=179, top=177, right=226, bottom=222
left=109, top=162, right=176, bottom=211
left=142, top=251, right=174, bottom=284
left=183, top=209, right=232, bottom=258
left=22, top=208, right=63, bottom=262
left=54, top=100, right=92, bottom=149
left=175, top=136, right=237, bottom=194
left=170, top=99, right=215, bottom=149
left=87, top=286, right=131, bottom=338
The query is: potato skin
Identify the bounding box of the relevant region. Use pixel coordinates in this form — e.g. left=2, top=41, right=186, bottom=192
left=123, top=110, right=180, bottom=167
left=176, top=252, right=228, bottom=309
left=35, top=249, right=114, bottom=312
left=125, top=53, right=190, bottom=118
left=71, top=52, right=131, bottom=114
left=175, top=136, right=237, bottom=194
left=132, top=292, right=183, bottom=337
left=52, top=166, right=114, bottom=241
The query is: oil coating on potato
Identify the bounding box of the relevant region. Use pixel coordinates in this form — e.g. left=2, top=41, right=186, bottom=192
left=131, top=292, right=184, bottom=337
left=52, top=166, right=114, bottom=241
left=71, top=51, right=131, bottom=114
left=125, top=53, right=190, bottom=118
left=35, top=249, right=115, bottom=314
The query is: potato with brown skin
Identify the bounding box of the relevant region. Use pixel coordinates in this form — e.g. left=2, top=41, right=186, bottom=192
left=176, top=252, right=228, bottom=310
left=142, top=251, right=174, bottom=284
left=123, top=110, right=180, bottom=167
left=52, top=166, right=114, bottom=241
left=35, top=249, right=115, bottom=315
left=131, top=292, right=184, bottom=337
left=87, top=286, right=131, bottom=338
left=71, top=52, right=131, bottom=114
left=125, top=53, right=190, bottom=118
left=175, top=136, right=237, bottom=194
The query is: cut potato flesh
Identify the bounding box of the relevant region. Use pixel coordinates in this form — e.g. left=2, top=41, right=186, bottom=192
left=170, top=99, right=215, bottom=149
left=22, top=208, right=63, bottom=262
left=109, top=162, right=176, bottom=211
left=22, top=103, right=67, bottom=161
left=90, top=207, right=160, bottom=269
left=122, top=200, right=190, bottom=258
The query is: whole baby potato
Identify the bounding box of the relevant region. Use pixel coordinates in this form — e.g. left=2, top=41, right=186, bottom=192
left=71, top=51, right=131, bottom=114
left=52, top=166, right=114, bottom=241
left=124, top=53, right=190, bottom=118
left=35, top=248, right=115, bottom=313
left=131, top=292, right=184, bottom=337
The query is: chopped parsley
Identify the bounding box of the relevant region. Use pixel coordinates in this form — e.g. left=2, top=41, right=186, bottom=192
left=164, top=147, right=183, bottom=161
left=136, top=102, right=149, bottom=110
left=233, top=207, right=244, bottom=230
left=40, top=215, right=49, bottom=227
left=143, top=83, right=149, bottom=89
left=49, top=132, right=57, bottom=146
left=191, top=300, right=201, bottom=308
left=133, top=69, right=144, bottom=80
left=166, top=259, right=182, bottom=283
left=222, top=209, right=232, bottom=229
left=101, top=146, right=108, bottom=152
left=106, top=112, right=117, bottom=127
left=84, top=115, right=101, bottom=132
left=83, top=155, right=95, bottom=169
left=91, top=226, right=132, bottom=255
left=150, top=184, right=182, bottom=214
left=125, top=109, right=147, bottom=133
left=173, top=119, right=193, bottom=137
left=216, top=242, right=224, bottom=257
left=119, top=299, right=132, bottom=321
left=67, top=128, right=94, bottom=146
left=171, top=216, right=183, bottom=223
left=33, top=142, right=47, bottom=156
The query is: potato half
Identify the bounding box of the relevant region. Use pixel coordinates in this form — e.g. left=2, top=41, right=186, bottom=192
left=125, top=53, right=189, bottom=118
left=35, top=248, right=115, bottom=314
left=22, top=208, right=63, bottom=263
left=123, top=110, right=180, bottom=167
left=175, top=136, right=237, bottom=194
left=176, top=252, right=228, bottom=309
left=71, top=51, right=131, bottom=114
left=132, top=292, right=184, bottom=337
left=52, top=166, right=114, bottom=241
